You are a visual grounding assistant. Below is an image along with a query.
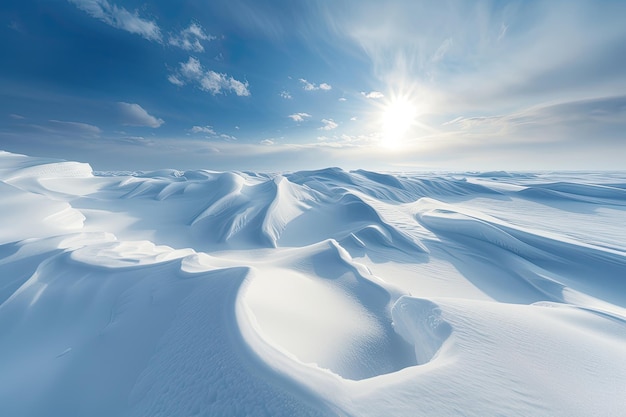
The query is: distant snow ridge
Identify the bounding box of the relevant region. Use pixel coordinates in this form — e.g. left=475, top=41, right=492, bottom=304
left=1, top=151, right=626, bottom=417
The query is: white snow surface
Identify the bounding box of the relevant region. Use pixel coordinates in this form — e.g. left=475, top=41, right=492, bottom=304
left=1, top=151, right=626, bottom=416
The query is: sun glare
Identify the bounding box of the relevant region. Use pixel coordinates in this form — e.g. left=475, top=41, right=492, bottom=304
left=380, top=97, right=416, bottom=150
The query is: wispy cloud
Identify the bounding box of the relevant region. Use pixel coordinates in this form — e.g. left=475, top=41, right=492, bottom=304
left=431, top=38, right=453, bottom=63
left=219, top=133, right=237, bottom=142
left=190, top=125, right=216, bottom=134
left=167, top=75, right=184, bottom=87
left=260, top=139, right=275, bottom=145
left=48, top=119, right=102, bottom=137
left=288, top=112, right=311, bottom=122
left=68, top=0, right=161, bottom=41
left=188, top=125, right=237, bottom=141
left=118, top=102, right=164, bottom=128
left=280, top=90, right=292, bottom=99
left=169, top=23, right=215, bottom=52
left=319, top=118, right=338, bottom=130
left=170, top=57, right=250, bottom=96
left=442, top=95, right=626, bottom=145
left=361, top=91, right=384, bottom=99
left=9, top=114, right=25, bottom=119
left=299, top=78, right=332, bottom=91
left=16, top=119, right=102, bottom=139
left=333, top=1, right=626, bottom=115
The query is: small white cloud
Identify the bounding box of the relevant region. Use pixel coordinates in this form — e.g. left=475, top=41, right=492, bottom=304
left=299, top=78, right=332, bottom=91
left=172, top=57, right=250, bottom=96
left=190, top=125, right=216, bottom=134
left=338, top=97, right=347, bottom=102
left=219, top=133, right=237, bottom=141
left=280, top=90, right=292, bottom=99
left=361, top=91, right=385, bottom=99
left=228, top=78, right=250, bottom=97
left=168, top=75, right=184, bottom=86
left=9, top=113, right=25, bottom=119
left=288, top=112, right=312, bottom=122
left=319, top=118, right=338, bottom=130
left=118, top=102, right=164, bottom=128
left=169, top=22, right=215, bottom=52
left=260, top=139, right=274, bottom=145
left=350, top=116, right=358, bottom=121
left=68, top=0, right=161, bottom=41
left=299, top=78, right=316, bottom=91
left=189, top=126, right=236, bottom=141
left=180, top=56, right=204, bottom=79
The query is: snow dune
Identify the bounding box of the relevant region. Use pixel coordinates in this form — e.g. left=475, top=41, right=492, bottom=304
left=1, top=150, right=625, bottom=416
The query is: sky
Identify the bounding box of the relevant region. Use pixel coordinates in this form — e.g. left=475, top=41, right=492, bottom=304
left=1, top=0, right=625, bottom=171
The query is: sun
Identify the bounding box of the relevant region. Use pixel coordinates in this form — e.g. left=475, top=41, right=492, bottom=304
left=380, top=97, right=416, bottom=150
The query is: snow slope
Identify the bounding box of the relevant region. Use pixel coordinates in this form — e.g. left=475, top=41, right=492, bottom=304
left=1, top=150, right=625, bottom=416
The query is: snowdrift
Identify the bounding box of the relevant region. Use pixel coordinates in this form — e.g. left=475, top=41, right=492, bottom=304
left=1, top=151, right=625, bottom=416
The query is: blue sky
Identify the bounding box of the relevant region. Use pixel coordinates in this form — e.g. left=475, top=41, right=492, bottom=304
left=1, top=0, right=625, bottom=171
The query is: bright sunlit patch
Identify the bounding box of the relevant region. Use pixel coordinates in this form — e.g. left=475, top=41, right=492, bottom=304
left=380, top=97, right=416, bottom=150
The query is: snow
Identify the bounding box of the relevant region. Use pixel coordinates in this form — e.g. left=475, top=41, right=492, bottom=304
left=1, top=150, right=625, bottom=416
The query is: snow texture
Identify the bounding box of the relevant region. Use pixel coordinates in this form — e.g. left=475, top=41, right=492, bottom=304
left=1, top=150, right=625, bottom=416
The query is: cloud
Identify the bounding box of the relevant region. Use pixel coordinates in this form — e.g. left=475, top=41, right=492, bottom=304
left=169, top=22, right=215, bottom=52
left=167, top=75, right=184, bottom=86
left=190, top=125, right=216, bottom=134
left=280, top=90, right=292, bottom=99
left=118, top=102, right=164, bottom=128
left=361, top=91, right=384, bottom=99
left=441, top=95, right=626, bottom=145
left=9, top=114, right=25, bottom=119
left=260, top=139, right=275, bottom=145
left=288, top=112, right=312, bottom=122
left=338, top=97, right=347, bottom=102
left=299, top=79, right=316, bottom=91
left=299, top=78, right=332, bottom=91
left=180, top=56, right=203, bottom=79
left=16, top=119, right=102, bottom=139
left=68, top=0, right=161, bottom=41
left=219, top=134, right=237, bottom=141
left=330, top=1, right=626, bottom=116
left=170, top=57, right=250, bottom=96
left=48, top=119, right=102, bottom=137
left=319, top=118, right=338, bottom=130
left=432, top=38, right=453, bottom=63
left=189, top=126, right=237, bottom=141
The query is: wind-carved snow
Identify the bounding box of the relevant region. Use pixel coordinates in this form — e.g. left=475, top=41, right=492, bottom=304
left=0, top=151, right=625, bottom=417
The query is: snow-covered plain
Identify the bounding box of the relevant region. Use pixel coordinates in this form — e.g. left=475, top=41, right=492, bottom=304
left=1, top=150, right=625, bottom=416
